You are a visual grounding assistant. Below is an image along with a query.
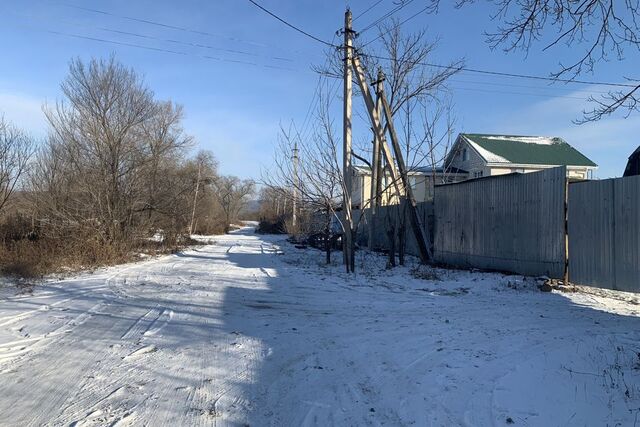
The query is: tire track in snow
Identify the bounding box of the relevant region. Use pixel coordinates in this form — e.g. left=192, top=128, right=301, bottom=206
left=0, top=301, right=106, bottom=372
left=0, top=301, right=155, bottom=427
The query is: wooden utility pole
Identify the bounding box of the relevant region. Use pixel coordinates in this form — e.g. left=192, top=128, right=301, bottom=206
left=188, top=162, right=202, bottom=235
left=352, top=52, right=432, bottom=263
left=351, top=54, right=402, bottom=197
left=292, top=142, right=299, bottom=230
left=380, top=91, right=433, bottom=262
left=342, top=9, right=354, bottom=272
left=368, top=68, right=385, bottom=250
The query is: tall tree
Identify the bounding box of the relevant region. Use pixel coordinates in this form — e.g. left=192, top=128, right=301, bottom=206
left=0, top=116, right=34, bottom=215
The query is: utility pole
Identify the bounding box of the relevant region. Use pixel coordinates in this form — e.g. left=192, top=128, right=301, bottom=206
left=352, top=51, right=432, bottom=263
left=292, top=141, right=299, bottom=230
left=368, top=68, right=385, bottom=250
left=188, top=161, right=202, bottom=235
left=380, top=89, right=433, bottom=262
left=342, top=8, right=354, bottom=272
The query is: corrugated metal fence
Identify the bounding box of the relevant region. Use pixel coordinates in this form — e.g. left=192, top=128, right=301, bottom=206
left=433, top=167, right=567, bottom=278
left=352, top=166, right=639, bottom=291
left=352, top=201, right=434, bottom=257
left=568, top=175, right=640, bottom=292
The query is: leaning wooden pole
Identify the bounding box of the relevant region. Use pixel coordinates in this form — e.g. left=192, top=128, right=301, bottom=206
left=342, top=9, right=354, bottom=272
left=351, top=55, right=402, bottom=197
left=379, top=89, right=433, bottom=262
left=368, top=69, right=384, bottom=250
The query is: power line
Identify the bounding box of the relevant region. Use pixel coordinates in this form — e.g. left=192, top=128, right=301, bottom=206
left=361, top=52, right=638, bottom=89
left=90, top=26, right=293, bottom=62
left=359, top=0, right=416, bottom=34
left=448, top=78, right=613, bottom=95
left=353, top=0, right=385, bottom=21
left=17, top=11, right=296, bottom=63
left=31, top=26, right=302, bottom=72
left=359, top=3, right=431, bottom=48
left=299, top=35, right=339, bottom=143
left=59, top=2, right=275, bottom=50
left=450, top=85, right=588, bottom=100
left=246, top=0, right=337, bottom=48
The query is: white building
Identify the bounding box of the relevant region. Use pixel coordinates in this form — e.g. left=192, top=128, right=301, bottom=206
left=445, top=133, right=598, bottom=180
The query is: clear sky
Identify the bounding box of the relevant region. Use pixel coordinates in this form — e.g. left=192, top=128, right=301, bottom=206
left=1, top=0, right=638, bottom=179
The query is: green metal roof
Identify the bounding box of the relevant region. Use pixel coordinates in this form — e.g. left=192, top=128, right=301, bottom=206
left=461, top=133, right=597, bottom=167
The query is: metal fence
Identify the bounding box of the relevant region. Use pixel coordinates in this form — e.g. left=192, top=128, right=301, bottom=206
left=433, top=167, right=567, bottom=278
left=349, top=166, right=639, bottom=292
left=352, top=201, right=434, bottom=257
left=568, top=175, right=640, bottom=292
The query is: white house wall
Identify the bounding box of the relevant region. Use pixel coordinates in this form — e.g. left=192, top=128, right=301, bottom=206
left=448, top=139, right=485, bottom=177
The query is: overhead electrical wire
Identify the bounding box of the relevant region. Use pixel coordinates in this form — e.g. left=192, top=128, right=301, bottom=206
left=53, top=2, right=636, bottom=92
left=353, top=0, right=385, bottom=21
left=16, top=11, right=296, bottom=63
left=448, top=78, right=613, bottom=95
left=450, top=85, right=589, bottom=101
left=360, top=52, right=638, bottom=88
left=358, top=0, right=416, bottom=34
left=35, top=27, right=300, bottom=71
left=59, top=2, right=286, bottom=51
left=246, top=0, right=337, bottom=47
left=299, top=34, right=339, bottom=144
left=359, top=3, right=431, bottom=48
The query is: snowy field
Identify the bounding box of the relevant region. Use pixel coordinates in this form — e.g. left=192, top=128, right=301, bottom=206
left=1, top=226, right=640, bottom=426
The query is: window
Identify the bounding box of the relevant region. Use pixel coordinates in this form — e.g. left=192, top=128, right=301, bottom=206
left=409, top=176, right=417, bottom=189
left=473, top=170, right=484, bottom=178
left=462, top=148, right=468, bottom=161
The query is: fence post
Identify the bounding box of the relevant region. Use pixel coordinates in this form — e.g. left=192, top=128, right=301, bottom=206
left=564, top=176, right=569, bottom=285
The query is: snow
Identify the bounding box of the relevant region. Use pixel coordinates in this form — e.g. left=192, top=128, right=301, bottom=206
left=467, top=139, right=509, bottom=163
left=483, top=135, right=559, bottom=145
left=1, top=226, right=640, bottom=425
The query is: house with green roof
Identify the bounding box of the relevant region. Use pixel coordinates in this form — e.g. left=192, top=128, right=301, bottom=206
left=445, top=133, right=597, bottom=180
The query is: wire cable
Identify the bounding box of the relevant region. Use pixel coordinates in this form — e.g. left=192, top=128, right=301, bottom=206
left=359, top=3, right=430, bottom=48
left=353, top=0, right=385, bottom=21
left=246, top=0, right=337, bottom=47
left=30, top=26, right=302, bottom=72
left=360, top=52, right=638, bottom=88
left=359, top=0, right=415, bottom=34
left=60, top=2, right=274, bottom=49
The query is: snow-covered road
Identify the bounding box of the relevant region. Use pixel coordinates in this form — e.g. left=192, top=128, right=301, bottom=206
left=1, top=226, right=640, bottom=426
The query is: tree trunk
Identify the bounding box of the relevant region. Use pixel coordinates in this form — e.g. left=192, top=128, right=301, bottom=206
left=398, top=201, right=406, bottom=266
left=387, top=221, right=396, bottom=268
left=325, top=226, right=331, bottom=265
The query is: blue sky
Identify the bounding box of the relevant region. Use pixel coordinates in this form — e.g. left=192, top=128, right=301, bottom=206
left=1, top=0, right=638, bottom=179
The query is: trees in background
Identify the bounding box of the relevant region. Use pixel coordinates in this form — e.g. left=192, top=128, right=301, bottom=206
left=0, top=117, right=34, bottom=215
left=213, top=176, right=255, bottom=233
left=0, top=56, right=254, bottom=277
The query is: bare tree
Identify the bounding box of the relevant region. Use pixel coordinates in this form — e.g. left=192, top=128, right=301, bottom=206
left=263, top=87, right=345, bottom=264
left=428, top=0, right=640, bottom=122
left=213, top=176, right=255, bottom=233
left=43, top=56, right=158, bottom=242
left=0, top=117, right=34, bottom=215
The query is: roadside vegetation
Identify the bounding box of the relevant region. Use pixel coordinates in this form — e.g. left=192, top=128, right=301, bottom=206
left=0, top=56, right=255, bottom=278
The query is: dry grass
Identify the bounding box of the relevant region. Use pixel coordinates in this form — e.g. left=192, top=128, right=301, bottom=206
left=0, top=233, right=203, bottom=279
